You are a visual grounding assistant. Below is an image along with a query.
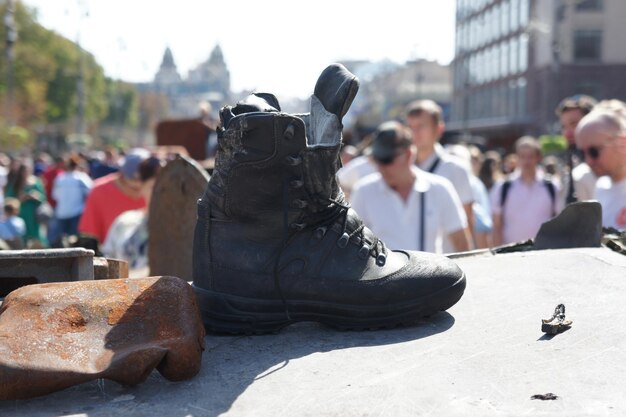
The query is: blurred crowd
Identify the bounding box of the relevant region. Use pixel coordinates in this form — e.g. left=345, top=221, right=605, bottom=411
left=0, top=92, right=624, bottom=270
left=0, top=147, right=168, bottom=268
left=338, top=95, right=626, bottom=254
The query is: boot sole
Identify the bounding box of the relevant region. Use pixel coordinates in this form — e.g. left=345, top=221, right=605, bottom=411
left=193, top=274, right=466, bottom=334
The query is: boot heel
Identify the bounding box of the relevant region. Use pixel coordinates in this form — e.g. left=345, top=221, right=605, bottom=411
left=192, top=285, right=291, bottom=335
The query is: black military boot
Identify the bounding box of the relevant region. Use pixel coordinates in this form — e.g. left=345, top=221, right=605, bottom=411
left=192, top=63, right=466, bottom=334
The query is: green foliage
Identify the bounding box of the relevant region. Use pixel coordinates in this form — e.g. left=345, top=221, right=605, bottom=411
left=0, top=1, right=133, bottom=132
left=0, top=122, right=32, bottom=151
left=105, top=79, right=139, bottom=128
left=539, top=134, right=568, bottom=155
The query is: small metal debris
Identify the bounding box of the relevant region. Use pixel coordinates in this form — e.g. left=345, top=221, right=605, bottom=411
left=542, top=304, right=572, bottom=335
left=531, top=393, right=559, bottom=401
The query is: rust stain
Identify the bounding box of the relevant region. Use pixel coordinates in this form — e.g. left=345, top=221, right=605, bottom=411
left=49, top=305, right=87, bottom=333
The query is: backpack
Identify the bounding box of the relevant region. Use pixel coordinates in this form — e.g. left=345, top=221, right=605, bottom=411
left=500, top=178, right=556, bottom=216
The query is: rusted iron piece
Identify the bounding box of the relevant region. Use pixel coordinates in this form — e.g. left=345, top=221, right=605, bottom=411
left=0, top=276, right=205, bottom=400
left=148, top=155, right=210, bottom=281
left=541, top=304, right=572, bottom=335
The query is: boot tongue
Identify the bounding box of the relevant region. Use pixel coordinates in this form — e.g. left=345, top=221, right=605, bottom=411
left=313, top=63, right=359, bottom=124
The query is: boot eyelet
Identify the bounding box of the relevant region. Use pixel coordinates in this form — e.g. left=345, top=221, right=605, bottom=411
left=291, top=199, right=308, bottom=209
left=376, top=253, right=387, bottom=266
left=289, top=179, right=304, bottom=189
left=283, top=123, right=295, bottom=140
left=285, top=155, right=302, bottom=166
left=290, top=222, right=306, bottom=231
left=358, top=244, right=370, bottom=259
left=314, top=226, right=327, bottom=239
left=337, top=233, right=350, bottom=248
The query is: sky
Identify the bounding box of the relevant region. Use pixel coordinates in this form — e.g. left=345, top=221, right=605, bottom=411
left=23, top=0, right=456, bottom=100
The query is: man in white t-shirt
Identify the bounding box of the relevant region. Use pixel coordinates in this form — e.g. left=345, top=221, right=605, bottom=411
left=575, top=101, right=626, bottom=230
left=404, top=99, right=474, bottom=251
left=555, top=94, right=598, bottom=205
left=490, top=136, right=561, bottom=245
left=351, top=121, right=470, bottom=254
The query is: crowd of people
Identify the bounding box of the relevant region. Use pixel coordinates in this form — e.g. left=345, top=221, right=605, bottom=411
left=339, top=94, right=626, bottom=254
left=0, top=148, right=164, bottom=268
left=0, top=92, right=624, bottom=267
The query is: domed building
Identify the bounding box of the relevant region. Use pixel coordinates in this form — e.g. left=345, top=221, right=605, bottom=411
left=139, top=44, right=231, bottom=118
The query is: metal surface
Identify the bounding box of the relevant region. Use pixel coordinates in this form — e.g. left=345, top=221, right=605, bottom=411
left=0, top=276, right=205, bottom=400
left=0, top=248, right=94, bottom=297
left=2, top=247, right=625, bottom=415
left=148, top=155, right=209, bottom=281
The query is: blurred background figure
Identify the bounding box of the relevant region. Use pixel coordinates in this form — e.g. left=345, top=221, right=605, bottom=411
left=340, top=144, right=359, bottom=166
left=447, top=144, right=493, bottom=249
left=0, top=198, right=26, bottom=249
left=78, top=149, right=150, bottom=247
left=52, top=154, right=93, bottom=246
left=478, top=150, right=504, bottom=192
left=102, top=156, right=164, bottom=269
left=89, top=147, right=120, bottom=180
left=0, top=153, right=9, bottom=218
left=502, top=153, right=518, bottom=177
left=351, top=121, right=470, bottom=254
left=5, top=160, right=49, bottom=247
left=490, top=137, right=560, bottom=246
left=575, top=100, right=626, bottom=230
left=405, top=99, right=475, bottom=250
left=42, top=155, right=66, bottom=245
left=556, top=94, right=598, bottom=205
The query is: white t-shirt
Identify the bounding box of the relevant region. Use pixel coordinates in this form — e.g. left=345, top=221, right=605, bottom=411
left=337, top=155, right=376, bottom=195
left=595, top=177, right=626, bottom=230
left=52, top=171, right=93, bottom=219
left=490, top=175, right=560, bottom=244
left=417, top=143, right=473, bottom=252
left=351, top=167, right=467, bottom=254
left=572, top=162, right=597, bottom=201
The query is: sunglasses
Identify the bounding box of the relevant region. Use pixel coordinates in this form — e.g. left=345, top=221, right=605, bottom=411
left=580, top=144, right=606, bottom=160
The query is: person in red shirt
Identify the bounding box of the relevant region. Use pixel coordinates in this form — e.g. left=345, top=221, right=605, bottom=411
left=78, top=151, right=149, bottom=243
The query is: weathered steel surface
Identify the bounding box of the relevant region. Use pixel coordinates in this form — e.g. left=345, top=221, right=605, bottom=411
left=93, top=258, right=129, bottom=280
left=148, top=155, right=210, bottom=281
left=0, top=275, right=205, bottom=400
left=0, top=248, right=94, bottom=297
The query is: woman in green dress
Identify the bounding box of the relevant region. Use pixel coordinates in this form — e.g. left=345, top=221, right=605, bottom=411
left=5, top=161, right=48, bottom=247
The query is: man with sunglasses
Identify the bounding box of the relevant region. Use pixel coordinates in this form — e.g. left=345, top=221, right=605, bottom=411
left=350, top=121, right=470, bottom=254
left=555, top=94, right=597, bottom=205
left=575, top=101, right=626, bottom=230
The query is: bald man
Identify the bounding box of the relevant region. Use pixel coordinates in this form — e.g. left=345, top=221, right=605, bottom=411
left=575, top=100, right=626, bottom=230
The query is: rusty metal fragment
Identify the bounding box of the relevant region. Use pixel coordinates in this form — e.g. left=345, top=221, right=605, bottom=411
left=0, top=276, right=205, bottom=400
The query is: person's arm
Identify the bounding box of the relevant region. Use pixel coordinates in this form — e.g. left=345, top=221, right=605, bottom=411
left=448, top=227, right=471, bottom=252
left=488, top=181, right=504, bottom=247
left=463, top=202, right=475, bottom=247
left=492, top=212, right=503, bottom=247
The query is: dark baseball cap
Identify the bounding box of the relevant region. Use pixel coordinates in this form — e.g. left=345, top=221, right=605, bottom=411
left=371, top=121, right=412, bottom=161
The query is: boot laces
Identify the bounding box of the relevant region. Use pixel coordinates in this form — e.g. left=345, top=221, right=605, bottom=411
left=309, top=196, right=388, bottom=266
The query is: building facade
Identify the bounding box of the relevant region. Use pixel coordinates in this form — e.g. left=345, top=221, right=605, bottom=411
left=449, top=0, right=626, bottom=148
left=138, top=45, right=231, bottom=118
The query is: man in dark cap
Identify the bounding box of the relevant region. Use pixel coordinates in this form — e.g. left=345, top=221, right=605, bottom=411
left=350, top=121, right=470, bottom=254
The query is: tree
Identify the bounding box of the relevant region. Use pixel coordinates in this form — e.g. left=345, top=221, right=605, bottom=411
left=0, top=1, right=110, bottom=130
